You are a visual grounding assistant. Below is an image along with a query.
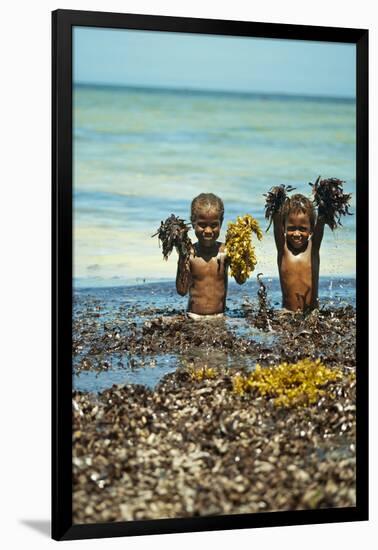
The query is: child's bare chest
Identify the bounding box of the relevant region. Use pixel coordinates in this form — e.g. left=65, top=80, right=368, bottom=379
left=280, top=242, right=313, bottom=273
left=280, top=249, right=313, bottom=288
left=281, top=251, right=311, bottom=268
left=190, top=255, right=226, bottom=281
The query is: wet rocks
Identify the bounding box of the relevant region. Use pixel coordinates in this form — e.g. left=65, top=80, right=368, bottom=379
left=72, top=293, right=356, bottom=523
left=73, top=304, right=356, bottom=374
left=73, top=363, right=356, bottom=523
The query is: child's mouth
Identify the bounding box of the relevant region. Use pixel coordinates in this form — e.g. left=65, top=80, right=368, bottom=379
left=291, top=238, right=306, bottom=248
left=202, top=237, right=215, bottom=245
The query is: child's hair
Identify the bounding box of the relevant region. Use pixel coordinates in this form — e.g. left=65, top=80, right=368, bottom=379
left=190, top=193, right=224, bottom=223
left=283, top=194, right=316, bottom=229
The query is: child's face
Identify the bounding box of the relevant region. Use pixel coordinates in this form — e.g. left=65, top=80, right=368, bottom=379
left=193, top=209, right=222, bottom=248
left=285, top=211, right=312, bottom=251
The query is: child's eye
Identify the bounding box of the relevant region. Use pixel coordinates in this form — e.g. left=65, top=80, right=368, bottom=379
left=288, top=226, right=307, bottom=232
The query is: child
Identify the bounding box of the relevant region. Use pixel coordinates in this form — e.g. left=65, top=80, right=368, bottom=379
left=264, top=179, right=351, bottom=312
left=176, top=193, right=244, bottom=318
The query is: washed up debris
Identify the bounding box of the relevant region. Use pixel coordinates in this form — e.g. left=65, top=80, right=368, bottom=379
left=73, top=356, right=356, bottom=523
left=232, top=358, right=347, bottom=407
left=72, top=287, right=356, bottom=523
left=73, top=298, right=356, bottom=373
left=187, top=364, right=217, bottom=381
left=254, top=273, right=274, bottom=331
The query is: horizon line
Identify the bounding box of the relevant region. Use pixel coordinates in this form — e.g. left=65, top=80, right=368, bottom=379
left=74, top=81, right=355, bottom=103
left=74, top=274, right=356, bottom=291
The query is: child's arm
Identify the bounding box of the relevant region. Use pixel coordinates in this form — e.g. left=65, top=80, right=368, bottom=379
left=312, top=211, right=326, bottom=251
left=271, top=209, right=285, bottom=254
left=153, top=214, right=193, bottom=295
left=264, top=185, right=294, bottom=253
left=176, top=253, right=191, bottom=296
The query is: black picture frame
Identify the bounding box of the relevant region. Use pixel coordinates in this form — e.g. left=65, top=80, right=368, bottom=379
left=52, top=9, right=369, bottom=541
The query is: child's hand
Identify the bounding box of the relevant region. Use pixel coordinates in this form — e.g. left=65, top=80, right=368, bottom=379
left=310, top=177, right=352, bottom=230
left=264, top=184, right=296, bottom=231
left=176, top=240, right=194, bottom=260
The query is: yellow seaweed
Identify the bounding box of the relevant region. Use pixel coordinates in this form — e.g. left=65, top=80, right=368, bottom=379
left=232, top=358, right=344, bottom=407
left=188, top=365, right=217, bottom=381
left=225, top=215, right=263, bottom=283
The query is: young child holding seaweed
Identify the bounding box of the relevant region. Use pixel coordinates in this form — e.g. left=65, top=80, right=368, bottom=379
left=264, top=177, right=351, bottom=312
left=176, top=193, right=232, bottom=318
left=154, top=193, right=262, bottom=319
left=176, top=193, right=256, bottom=319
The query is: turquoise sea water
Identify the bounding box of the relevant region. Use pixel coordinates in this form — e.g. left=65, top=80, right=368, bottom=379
left=73, top=84, right=356, bottom=286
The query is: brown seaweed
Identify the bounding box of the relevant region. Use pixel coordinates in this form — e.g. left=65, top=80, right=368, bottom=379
left=73, top=353, right=355, bottom=522
left=264, top=185, right=296, bottom=231
left=72, top=292, right=356, bottom=522
left=310, top=177, right=352, bottom=230
left=152, top=214, right=192, bottom=261
left=254, top=273, right=274, bottom=330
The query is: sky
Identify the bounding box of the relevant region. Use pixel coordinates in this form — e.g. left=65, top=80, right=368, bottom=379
left=73, top=27, right=356, bottom=98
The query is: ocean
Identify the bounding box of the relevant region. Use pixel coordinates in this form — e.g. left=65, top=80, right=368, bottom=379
left=73, top=84, right=356, bottom=287
left=73, top=84, right=356, bottom=391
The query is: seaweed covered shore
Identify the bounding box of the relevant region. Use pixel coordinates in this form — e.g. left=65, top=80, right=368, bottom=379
left=74, top=307, right=355, bottom=370
left=73, top=301, right=356, bottom=523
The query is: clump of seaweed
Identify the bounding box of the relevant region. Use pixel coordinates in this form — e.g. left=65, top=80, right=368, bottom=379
left=257, top=274, right=268, bottom=312
left=225, top=214, right=263, bottom=284
left=187, top=364, right=217, bottom=381
left=153, top=214, right=192, bottom=261
left=264, top=185, right=296, bottom=231
left=232, top=358, right=343, bottom=407
left=255, top=273, right=273, bottom=330
left=310, top=176, right=352, bottom=230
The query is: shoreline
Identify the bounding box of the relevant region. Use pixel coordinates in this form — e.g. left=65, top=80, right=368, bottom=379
left=73, top=305, right=356, bottom=384
left=73, top=305, right=356, bottom=522
left=73, top=362, right=355, bottom=523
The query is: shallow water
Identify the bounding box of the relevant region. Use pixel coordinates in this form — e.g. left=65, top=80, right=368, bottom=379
left=74, top=353, right=177, bottom=392
left=73, top=277, right=355, bottom=393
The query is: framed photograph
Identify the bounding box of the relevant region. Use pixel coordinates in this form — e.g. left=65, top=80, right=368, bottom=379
left=52, top=9, right=368, bottom=541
